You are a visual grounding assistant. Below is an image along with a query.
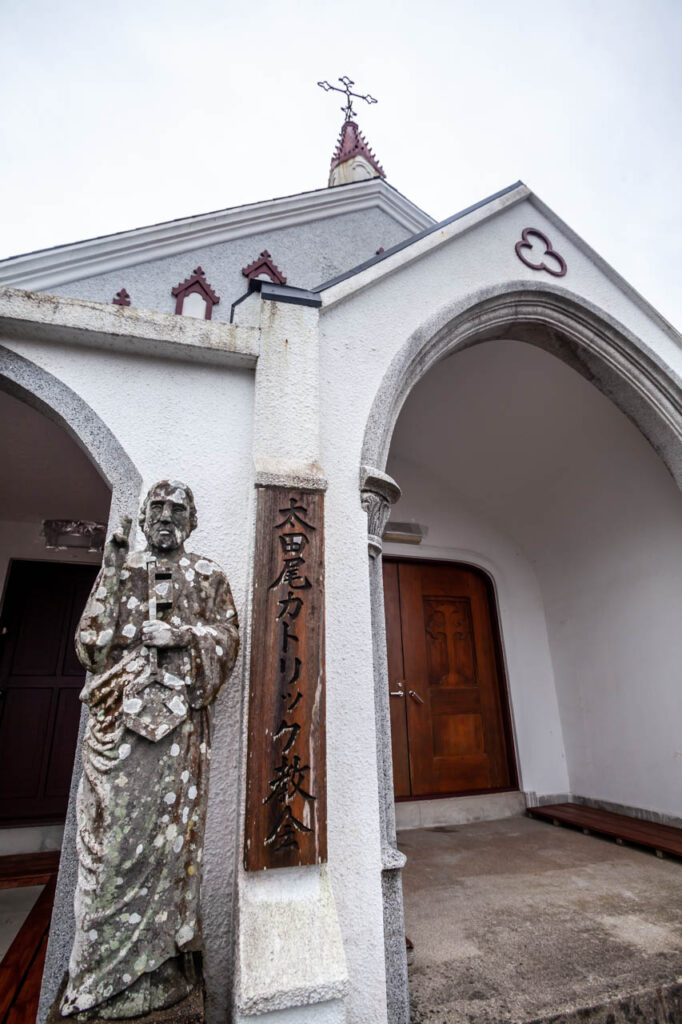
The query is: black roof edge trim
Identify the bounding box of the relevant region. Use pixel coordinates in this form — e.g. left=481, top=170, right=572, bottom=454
left=314, top=181, right=525, bottom=293
left=260, top=282, right=322, bottom=308
left=229, top=287, right=253, bottom=323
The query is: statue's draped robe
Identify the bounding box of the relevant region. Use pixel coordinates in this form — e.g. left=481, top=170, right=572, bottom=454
left=61, top=550, right=238, bottom=1018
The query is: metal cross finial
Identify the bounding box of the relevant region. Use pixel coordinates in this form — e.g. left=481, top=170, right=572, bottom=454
left=317, top=75, right=378, bottom=122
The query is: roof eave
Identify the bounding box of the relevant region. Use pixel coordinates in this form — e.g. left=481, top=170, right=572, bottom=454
left=0, top=179, right=435, bottom=293
left=525, top=193, right=682, bottom=341
left=316, top=182, right=682, bottom=346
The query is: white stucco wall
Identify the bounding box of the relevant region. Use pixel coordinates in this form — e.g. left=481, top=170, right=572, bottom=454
left=320, top=193, right=682, bottom=400
left=383, top=456, right=569, bottom=798
left=533, top=387, right=682, bottom=817
left=0, top=338, right=255, bottom=559
left=0, top=329, right=255, bottom=1023
left=48, top=207, right=413, bottom=324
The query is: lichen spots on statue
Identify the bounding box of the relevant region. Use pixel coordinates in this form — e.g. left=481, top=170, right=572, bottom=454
left=53, top=481, right=239, bottom=1021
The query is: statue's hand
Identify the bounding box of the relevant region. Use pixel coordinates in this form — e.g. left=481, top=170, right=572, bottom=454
left=103, top=515, right=132, bottom=573
left=142, top=620, right=189, bottom=649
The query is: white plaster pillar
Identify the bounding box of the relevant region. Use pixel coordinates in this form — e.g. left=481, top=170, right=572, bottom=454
left=251, top=295, right=326, bottom=489
left=235, top=290, right=348, bottom=1024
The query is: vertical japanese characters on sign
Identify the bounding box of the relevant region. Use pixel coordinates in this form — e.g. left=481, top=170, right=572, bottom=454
left=265, top=498, right=316, bottom=852
left=245, top=487, right=326, bottom=870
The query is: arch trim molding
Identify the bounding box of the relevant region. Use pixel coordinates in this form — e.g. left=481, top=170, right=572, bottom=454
left=0, top=343, right=143, bottom=1022
left=361, top=280, right=682, bottom=489
left=0, top=344, right=142, bottom=521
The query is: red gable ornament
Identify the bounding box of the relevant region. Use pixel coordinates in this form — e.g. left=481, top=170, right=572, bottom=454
left=241, top=250, right=287, bottom=286
left=171, top=266, right=220, bottom=319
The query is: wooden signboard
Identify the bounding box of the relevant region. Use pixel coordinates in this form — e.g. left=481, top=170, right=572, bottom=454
left=244, top=487, right=326, bottom=870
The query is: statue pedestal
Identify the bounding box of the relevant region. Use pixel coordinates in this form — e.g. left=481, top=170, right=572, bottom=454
left=47, top=983, right=204, bottom=1024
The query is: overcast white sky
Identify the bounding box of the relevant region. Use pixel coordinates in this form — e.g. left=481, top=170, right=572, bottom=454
left=2, top=0, right=680, bottom=328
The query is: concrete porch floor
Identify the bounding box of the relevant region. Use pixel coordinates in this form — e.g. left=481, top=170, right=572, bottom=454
left=399, top=815, right=682, bottom=1023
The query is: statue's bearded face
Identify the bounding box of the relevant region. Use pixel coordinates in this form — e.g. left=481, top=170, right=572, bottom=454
left=143, top=485, right=192, bottom=553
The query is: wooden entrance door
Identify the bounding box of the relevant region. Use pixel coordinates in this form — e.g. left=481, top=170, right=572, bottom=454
left=0, top=560, right=99, bottom=824
left=383, top=559, right=516, bottom=798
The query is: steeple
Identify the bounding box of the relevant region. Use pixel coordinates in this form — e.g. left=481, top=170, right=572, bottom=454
left=328, top=120, right=386, bottom=187
left=318, top=75, right=385, bottom=187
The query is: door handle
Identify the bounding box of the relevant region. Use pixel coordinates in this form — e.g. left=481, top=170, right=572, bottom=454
left=389, top=690, right=404, bottom=698
left=408, top=689, right=425, bottom=705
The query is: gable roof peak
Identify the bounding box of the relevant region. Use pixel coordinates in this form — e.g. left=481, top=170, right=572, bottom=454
left=328, top=119, right=385, bottom=188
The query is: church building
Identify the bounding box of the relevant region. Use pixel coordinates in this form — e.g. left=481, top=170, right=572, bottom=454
left=0, top=80, right=681, bottom=1024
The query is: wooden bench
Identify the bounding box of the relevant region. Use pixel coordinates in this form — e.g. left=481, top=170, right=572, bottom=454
left=528, top=802, right=682, bottom=858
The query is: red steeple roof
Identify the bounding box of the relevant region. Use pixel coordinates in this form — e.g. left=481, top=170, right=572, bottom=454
left=330, top=120, right=385, bottom=178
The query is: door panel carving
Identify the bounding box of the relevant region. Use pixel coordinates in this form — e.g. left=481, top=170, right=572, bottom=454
left=424, top=597, right=477, bottom=688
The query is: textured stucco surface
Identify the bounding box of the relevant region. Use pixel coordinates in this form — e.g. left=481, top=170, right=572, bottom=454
left=0, top=287, right=260, bottom=367
left=237, top=867, right=348, bottom=1016
left=322, top=474, right=391, bottom=1024
left=48, top=208, right=411, bottom=324
left=235, top=1000, right=346, bottom=1024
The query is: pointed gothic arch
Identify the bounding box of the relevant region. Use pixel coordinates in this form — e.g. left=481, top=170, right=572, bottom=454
left=362, top=281, right=682, bottom=484
left=0, top=345, right=142, bottom=524
left=358, top=281, right=682, bottom=1024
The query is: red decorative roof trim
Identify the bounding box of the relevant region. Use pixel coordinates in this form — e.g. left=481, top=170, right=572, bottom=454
left=171, top=266, right=220, bottom=319
left=241, top=250, right=287, bottom=285
left=330, top=120, right=385, bottom=178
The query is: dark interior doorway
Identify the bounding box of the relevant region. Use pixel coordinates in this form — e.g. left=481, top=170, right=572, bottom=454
left=383, top=558, right=517, bottom=799
left=0, top=560, right=99, bottom=825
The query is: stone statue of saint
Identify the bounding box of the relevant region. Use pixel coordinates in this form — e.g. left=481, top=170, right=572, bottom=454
left=56, top=481, right=239, bottom=1020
